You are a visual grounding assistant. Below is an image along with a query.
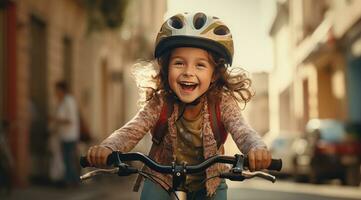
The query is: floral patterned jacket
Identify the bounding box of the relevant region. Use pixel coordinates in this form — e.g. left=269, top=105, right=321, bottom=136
left=101, top=93, right=267, bottom=196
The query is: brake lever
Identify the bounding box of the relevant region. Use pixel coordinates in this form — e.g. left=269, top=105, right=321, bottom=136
left=80, top=168, right=118, bottom=181
left=242, top=171, right=276, bottom=183
left=117, top=163, right=138, bottom=176
left=80, top=163, right=138, bottom=181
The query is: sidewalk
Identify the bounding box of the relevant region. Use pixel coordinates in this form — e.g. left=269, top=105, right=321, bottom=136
left=228, top=179, right=361, bottom=199
left=2, top=176, right=140, bottom=200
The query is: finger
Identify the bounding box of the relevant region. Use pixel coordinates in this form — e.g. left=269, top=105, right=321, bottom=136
left=93, top=147, right=100, bottom=166
left=101, top=148, right=109, bottom=166
left=255, top=150, right=263, bottom=170
left=95, top=147, right=103, bottom=166
left=266, top=150, right=272, bottom=168
left=248, top=150, right=255, bottom=171
left=87, top=147, right=92, bottom=166
left=89, top=146, right=97, bottom=166
left=261, top=150, right=269, bottom=169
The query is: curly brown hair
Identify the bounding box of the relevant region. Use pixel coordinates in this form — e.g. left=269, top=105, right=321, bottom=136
left=134, top=50, right=254, bottom=108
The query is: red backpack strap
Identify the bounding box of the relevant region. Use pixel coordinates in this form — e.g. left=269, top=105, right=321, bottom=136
left=208, top=96, right=228, bottom=148
left=152, top=100, right=174, bottom=145
left=135, top=98, right=175, bottom=192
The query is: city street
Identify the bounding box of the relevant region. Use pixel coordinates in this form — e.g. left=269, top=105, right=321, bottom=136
left=2, top=1, right=361, bottom=200
left=3, top=175, right=361, bottom=200
left=228, top=179, right=361, bottom=200
left=3, top=176, right=140, bottom=200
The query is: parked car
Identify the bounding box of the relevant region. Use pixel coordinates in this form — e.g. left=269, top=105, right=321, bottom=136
left=269, top=134, right=298, bottom=177
left=293, top=119, right=361, bottom=186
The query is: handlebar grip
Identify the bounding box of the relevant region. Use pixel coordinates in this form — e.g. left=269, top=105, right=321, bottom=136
left=80, top=153, right=115, bottom=168
left=268, top=159, right=282, bottom=171
left=80, top=156, right=91, bottom=168
left=244, top=158, right=282, bottom=171
left=220, top=172, right=245, bottom=181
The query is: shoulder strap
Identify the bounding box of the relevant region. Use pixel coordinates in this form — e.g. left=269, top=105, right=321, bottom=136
left=135, top=99, right=174, bottom=192
left=152, top=99, right=173, bottom=145
left=208, top=96, right=228, bottom=148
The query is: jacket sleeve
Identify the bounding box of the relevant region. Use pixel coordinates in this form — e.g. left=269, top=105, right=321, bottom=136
left=220, top=94, right=267, bottom=154
left=100, top=96, right=162, bottom=152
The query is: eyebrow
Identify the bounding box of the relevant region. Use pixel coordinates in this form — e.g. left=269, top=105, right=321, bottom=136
left=170, top=56, right=210, bottom=63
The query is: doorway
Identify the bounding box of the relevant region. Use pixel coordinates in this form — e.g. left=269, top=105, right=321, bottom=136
left=29, top=16, right=49, bottom=182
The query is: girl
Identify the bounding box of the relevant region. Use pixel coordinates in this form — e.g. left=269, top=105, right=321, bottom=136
left=86, top=12, right=271, bottom=199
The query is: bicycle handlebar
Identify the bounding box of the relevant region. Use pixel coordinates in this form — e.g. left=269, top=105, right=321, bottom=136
left=80, top=151, right=282, bottom=173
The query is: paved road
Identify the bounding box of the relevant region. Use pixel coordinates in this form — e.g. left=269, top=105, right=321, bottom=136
left=3, top=176, right=361, bottom=200
left=228, top=188, right=361, bottom=200
left=228, top=179, right=361, bottom=200
left=2, top=176, right=140, bottom=200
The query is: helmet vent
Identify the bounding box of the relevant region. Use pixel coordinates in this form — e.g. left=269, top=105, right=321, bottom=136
left=168, top=17, right=183, bottom=29
left=193, top=13, right=207, bottom=29
left=214, top=25, right=229, bottom=35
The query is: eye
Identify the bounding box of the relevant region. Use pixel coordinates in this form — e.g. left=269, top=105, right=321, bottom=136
left=196, top=62, right=207, bottom=68
left=171, top=59, right=184, bottom=67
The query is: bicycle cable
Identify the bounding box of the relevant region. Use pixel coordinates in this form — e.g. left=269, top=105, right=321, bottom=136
left=139, top=170, right=180, bottom=200
left=139, top=170, right=170, bottom=191
left=200, top=174, right=220, bottom=186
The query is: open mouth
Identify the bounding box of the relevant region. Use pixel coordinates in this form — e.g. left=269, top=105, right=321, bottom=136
left=179, top=81, right=198, bottom=92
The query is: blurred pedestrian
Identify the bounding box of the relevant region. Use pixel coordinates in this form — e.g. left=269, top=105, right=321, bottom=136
left=48, top=117, right=65, bottom=185
left=51, top=81, right=80, bottom=187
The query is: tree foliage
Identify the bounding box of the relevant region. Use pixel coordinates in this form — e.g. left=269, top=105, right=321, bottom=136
left=84, top=0, right=129, bottom=32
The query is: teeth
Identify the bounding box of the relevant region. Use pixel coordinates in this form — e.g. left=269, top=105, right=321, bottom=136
left=180, top=82, right=197, bottom=86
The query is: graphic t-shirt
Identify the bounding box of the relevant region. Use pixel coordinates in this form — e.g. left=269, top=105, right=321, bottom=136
left=175, top=112, right=206, bottom=191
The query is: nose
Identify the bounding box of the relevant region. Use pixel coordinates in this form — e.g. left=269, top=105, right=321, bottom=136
left=182, top=65, right=195, bottom=77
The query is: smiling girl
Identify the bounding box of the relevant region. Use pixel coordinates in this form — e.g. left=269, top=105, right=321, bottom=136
left=86, top=12, right=271, bottom=200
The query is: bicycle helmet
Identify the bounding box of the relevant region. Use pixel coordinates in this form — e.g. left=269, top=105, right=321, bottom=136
left=154, top=12, right=234, bottom=65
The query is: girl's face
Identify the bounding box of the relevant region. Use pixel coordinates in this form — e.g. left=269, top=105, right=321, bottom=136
left=168, top=47, right=215, bottom=103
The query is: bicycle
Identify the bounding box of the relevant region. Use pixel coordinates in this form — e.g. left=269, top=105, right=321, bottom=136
left=80, top=151, right=282, bottom=200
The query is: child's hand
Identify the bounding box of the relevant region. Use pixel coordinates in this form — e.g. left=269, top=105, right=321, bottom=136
left=86, top=145, right=112, bottom=167
left=247, top=147, right=271, bottom=171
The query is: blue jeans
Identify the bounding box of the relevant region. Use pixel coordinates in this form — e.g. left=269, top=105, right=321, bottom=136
left=61, top=141, right=79, bottom=184
left=140, top=178, right=228, bottom=200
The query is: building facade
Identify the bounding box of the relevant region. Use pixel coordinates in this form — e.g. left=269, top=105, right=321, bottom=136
left=269, top=0, right=361, bottom=139
left=245, top=72, right=270, bottom=137
left=1, top=0, right=166, bottom=187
